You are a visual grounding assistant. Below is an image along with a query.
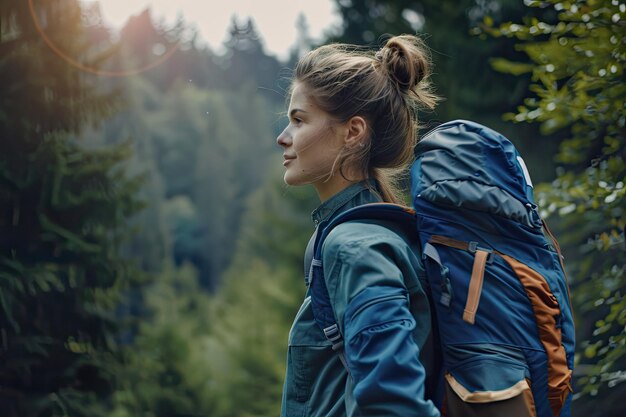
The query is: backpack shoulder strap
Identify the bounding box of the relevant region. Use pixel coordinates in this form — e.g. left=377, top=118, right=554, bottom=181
left=309, top=203, right=417, bottom=368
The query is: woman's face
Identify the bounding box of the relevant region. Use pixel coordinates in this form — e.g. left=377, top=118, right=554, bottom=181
left=276, top=83, right=348, bottom=198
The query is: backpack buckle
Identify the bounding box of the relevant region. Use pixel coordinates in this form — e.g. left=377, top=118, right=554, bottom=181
left=468, top=241, right=494, bottom=264
left=323, top=324, right=344, bottom=351
left=306, top=259, right=323, bottom=287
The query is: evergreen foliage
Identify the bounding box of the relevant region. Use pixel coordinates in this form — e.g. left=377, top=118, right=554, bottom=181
left=110, top=263, right=215, bottom=417
left=109, top=179, right=316, bottom=417
left=99, top=78, right=279, bottom=290
left=80, top=10, right=285, bottom=290
left=1, top=0, right=143, bottom=415
left=199, top=178, right=316, bottom=416
left=483, top=1, right=625, bottom=415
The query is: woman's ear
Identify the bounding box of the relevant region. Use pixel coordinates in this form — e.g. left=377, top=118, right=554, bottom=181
left=344, top=116, right=368, bottom=148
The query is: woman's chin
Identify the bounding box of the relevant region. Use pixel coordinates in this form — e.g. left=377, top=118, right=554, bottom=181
left=283, top=172, right=310, bottom=187
left=283, top=176, right=302, bottom=186
left=283, top=172, right=297, bottom=186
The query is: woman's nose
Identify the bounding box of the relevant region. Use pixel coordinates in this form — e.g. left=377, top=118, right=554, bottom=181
left=276, top=127, right=291, bottom=147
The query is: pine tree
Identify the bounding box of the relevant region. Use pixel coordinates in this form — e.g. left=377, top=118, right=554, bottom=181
left=0, top=1, right=143, bottom=415
left=220, top=16, right=282, bottom=94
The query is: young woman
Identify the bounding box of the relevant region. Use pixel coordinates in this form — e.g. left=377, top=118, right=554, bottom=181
left=277, top=35, right=440, bottom=417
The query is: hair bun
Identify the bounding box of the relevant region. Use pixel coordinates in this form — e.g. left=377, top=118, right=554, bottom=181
left=377, top=35, right=430, bottom=91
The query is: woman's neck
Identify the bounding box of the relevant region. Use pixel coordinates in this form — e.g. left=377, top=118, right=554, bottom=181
left=315, top=175, right=365, bottom=202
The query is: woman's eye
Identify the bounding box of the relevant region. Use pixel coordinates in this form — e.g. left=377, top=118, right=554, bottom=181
left=291, top=118, right=302, bottom=125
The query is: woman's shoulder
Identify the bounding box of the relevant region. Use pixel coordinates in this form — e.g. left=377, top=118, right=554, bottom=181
left=321, top=220, right=413, bottom=259
left=320, top=219, right=425, bottom=302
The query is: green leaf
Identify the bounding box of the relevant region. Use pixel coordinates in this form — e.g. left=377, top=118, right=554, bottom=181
left=490, top=58, right=534, bottom=75
left=0, top=291, right=20, bottom=332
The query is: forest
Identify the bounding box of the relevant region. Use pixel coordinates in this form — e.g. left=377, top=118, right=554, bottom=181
left=0, top=0, right=624, bottom=416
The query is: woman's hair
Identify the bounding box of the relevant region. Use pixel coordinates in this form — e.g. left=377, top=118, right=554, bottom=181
left=291, top=34, right=439, bottom=204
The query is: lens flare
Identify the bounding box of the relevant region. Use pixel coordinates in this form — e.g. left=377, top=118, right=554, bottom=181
left=28, top=0, right=180, bottom=77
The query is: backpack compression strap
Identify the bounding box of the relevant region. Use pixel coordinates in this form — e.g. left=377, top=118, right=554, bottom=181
left=426, top=235, right=494, bottom=325
left=309, top=203, right=417, bottom=370
left=427, top=223, right=573, bottom=326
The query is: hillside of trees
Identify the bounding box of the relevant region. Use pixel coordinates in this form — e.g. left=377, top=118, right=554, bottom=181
left=1, top=0, right=623, bottom=416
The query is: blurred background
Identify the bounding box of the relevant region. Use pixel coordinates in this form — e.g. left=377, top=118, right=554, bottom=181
left=0, top=0, right=624, bottom=416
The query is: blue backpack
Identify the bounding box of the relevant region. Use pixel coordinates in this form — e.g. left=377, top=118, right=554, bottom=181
left=309, top=120, right=575, bottom=417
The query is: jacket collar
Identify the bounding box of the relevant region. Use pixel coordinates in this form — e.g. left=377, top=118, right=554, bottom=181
left=311, top=179, right=381, bottom=227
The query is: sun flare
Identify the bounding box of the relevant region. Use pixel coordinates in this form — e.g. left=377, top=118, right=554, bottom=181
left=28, top=0, right=181, bottom=77
left=80, top=0, right=170, bottom=29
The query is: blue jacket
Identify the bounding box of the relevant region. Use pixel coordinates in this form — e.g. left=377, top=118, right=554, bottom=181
left=280, top=181, right=440, bottom=417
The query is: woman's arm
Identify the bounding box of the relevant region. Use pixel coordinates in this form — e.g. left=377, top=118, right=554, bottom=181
left=322, top=223, right=439, bottom=417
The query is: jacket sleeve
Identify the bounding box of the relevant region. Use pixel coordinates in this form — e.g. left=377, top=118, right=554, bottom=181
left=322, top=223, right=439, bottom=417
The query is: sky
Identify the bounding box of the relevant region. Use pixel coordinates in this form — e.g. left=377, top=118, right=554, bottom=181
left=81, top=0, right=340, bottom=59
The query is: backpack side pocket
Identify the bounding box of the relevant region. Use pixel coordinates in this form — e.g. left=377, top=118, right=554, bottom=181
left=443, top=344, right=536, bottom=417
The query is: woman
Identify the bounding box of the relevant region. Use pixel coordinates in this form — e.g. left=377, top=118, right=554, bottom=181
left=277, top=35, right=440, bottom=417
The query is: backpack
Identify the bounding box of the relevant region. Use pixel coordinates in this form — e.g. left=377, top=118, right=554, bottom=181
left=308, top=120, right=575, bottom=417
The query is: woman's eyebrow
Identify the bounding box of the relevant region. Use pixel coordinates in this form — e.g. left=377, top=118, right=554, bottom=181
left=289, top=108, right=308, bottom=117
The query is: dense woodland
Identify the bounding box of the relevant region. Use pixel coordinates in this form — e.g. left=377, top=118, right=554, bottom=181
left=0, top=0, right=624, bottom=416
